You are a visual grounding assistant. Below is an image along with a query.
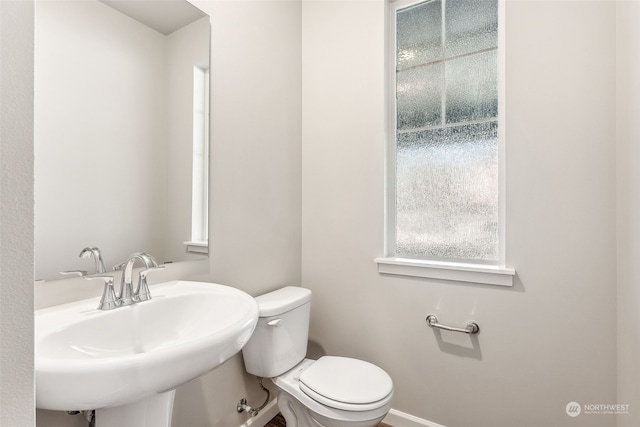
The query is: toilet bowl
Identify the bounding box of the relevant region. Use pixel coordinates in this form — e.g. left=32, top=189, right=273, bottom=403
left=274, top=358, right=392, bottom=427
left=241, top=287, right=393, bottom=427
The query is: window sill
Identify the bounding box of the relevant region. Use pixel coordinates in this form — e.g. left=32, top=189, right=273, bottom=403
left=184, top=241, right=209, bottom=254
left=374, top=257, right=515, bottom=287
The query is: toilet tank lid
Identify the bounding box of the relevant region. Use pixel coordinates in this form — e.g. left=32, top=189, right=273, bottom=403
left=255, top=286, right=312, bottom=317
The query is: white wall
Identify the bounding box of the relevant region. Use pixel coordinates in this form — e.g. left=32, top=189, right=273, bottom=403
left=617, top=1, right=640, bottom=426
left=35, top=0, right=168, bottom=281
left=0, top=0, right=35, bottom=426
left=302, top=1, right=617, bottom=427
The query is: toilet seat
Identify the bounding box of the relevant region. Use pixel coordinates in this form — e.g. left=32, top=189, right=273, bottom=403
left=274, top=358, right=394, bottom=426
left=298, top=356, right=393, bottom=411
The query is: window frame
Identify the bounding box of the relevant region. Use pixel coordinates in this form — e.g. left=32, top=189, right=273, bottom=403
left=375, top=0, right=514, bottom=286
left=184, top=64, right=210, bottom=255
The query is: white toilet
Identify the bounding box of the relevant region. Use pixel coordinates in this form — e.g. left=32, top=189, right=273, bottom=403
left=242, top=286, right=393, bottom=427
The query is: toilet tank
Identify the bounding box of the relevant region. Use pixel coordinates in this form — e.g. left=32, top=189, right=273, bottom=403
left=242, top=286, right=312, bottom=378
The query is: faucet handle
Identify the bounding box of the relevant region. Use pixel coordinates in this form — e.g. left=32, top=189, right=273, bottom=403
left=85, top=275, right=120, bottom=310
left=136, top=266, right=165, bottom=302
left=60, top=270, right=88, bottom=277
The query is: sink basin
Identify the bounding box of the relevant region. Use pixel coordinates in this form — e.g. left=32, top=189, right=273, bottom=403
left=36, top=280, right=258, bottom=413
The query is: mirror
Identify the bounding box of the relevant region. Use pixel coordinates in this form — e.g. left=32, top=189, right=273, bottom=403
left=34, top=0, right=210, bottom=281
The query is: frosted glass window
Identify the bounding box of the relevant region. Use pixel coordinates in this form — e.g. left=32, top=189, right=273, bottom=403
left=445, top=50, right=498, bottom=123
left=392, top=0, right=500, bottom=262
left=397, top=63, right=442, bottom=129
left=396, top=123, right=498, bottom=260
left=445, top=0, right=498, bottom=58
left=397, top=0, right=442, bottom=70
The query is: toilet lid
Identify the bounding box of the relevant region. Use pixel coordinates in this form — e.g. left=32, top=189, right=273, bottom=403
left=299, top=356, right=393, bottom=410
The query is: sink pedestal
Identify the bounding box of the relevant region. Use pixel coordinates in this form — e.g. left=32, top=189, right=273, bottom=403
left=95, top=390, right=175, bottom=427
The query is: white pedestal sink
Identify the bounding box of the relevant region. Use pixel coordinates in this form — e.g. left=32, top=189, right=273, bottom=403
left=35, top=280, right=259, bottom=427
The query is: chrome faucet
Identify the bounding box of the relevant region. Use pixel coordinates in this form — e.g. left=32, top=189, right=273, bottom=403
left=85, top=253, right=163, bottom=310
left=116, top=253, right=161, bottom=306
left=79, top=247, right=106, bottom=274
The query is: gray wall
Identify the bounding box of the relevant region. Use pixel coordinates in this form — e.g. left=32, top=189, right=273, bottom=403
left=301, top=1, right=617, bottom=426
left=617, top=2, right=640, bottom=427
left=0, top=0, right=35, bottom=426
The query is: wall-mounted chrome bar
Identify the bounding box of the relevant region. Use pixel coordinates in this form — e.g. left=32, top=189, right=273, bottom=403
left=425, top=315, right=479, bottom=335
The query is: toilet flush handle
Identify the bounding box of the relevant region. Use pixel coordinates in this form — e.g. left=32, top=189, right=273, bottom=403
left=267, top=318, right=282, bottom=327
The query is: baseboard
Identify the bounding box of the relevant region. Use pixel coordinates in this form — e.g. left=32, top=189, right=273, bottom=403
left=383, top=408, right=447, bottom=427
left=239, top=399, right=280, bottom=427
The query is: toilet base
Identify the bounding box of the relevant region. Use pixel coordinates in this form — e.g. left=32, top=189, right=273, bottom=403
left=277, top=391, right=387, bottom=427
